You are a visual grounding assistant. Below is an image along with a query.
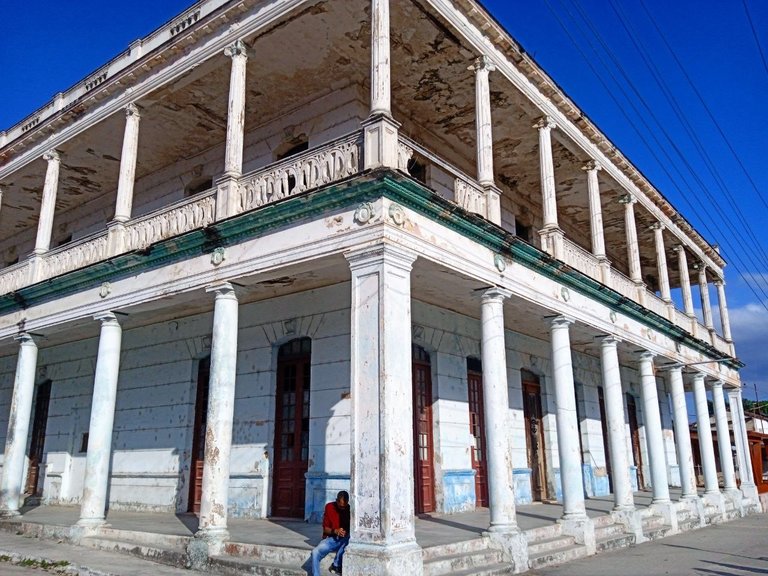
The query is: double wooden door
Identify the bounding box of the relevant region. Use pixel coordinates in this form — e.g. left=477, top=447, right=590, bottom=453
left=272, top=338, right=312, bottom=518
left=522, top=371, right=548, bottom=501
left=627, top=394, right=645, bottom=489
left=25, top=380, right=52, bottom=496
left=189, top=357, right=210, bottom=514
left=598, top=387, right=613, bottom=493
left=467, top=361, right=488, bottom=507
left=412, top=345, right=435, bottom=514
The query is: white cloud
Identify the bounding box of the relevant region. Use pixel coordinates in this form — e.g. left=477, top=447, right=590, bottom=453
left=728, top=302, right=768, bottom=401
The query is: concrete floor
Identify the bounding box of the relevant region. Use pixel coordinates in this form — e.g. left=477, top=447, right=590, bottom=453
left=11, top=488, right=679, bottom=551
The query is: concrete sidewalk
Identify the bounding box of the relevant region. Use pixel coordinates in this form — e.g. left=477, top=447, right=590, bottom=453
left=0, top=530, right=191, bottom=576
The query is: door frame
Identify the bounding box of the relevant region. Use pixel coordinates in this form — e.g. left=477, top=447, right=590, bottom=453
left=25, top=379, right=52, bottom=497
left=521, top=370, right=548, bottom=502
left=467, top=357, right=488, bottom=508
left=412, top=344, right=436, bottom=515
left=188, top=356, right=211, bottom=514
left=627, top=393, right=645, bottom=489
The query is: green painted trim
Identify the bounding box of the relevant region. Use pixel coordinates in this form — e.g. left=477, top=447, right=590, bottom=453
left=0, top=170, right=741, bottom=370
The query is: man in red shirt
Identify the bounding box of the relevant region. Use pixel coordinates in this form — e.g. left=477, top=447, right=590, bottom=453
left=311, top=490, right=350, bottom=575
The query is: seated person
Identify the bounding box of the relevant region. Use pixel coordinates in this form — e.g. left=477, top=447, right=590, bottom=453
left=311, top=490, right=350, bottom=575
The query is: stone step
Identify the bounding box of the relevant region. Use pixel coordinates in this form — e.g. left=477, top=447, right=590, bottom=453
left=528, top=543, right=589, bottom=570
left=596, top=533, right=635, bottom=553
left=591, top=514, right=617, bottom=528
left=641, top=515, right=665, bottom=529
left=449, top=562, right=515, bottom=576
left=421, top=537, right=489, bottom=562
left=643, top=525, right=671, bottom=541
left=594, top=522, right=625, bottom=540
left=80, top=535, right=188, bottom=568
left=223, top=541, right=312, bottom=566
left=678, top=516, right=701, bottom=533
left=523, top=523, right=562, bottom=543
left=0, top=519, right=71, bottom=542
left=97, top=526, right=190, bottom=550
left=423, top=548, right=503, bottom=576
left=208, top=554, right=307, bottom=576
left=526, top=535, right=576, bottom=556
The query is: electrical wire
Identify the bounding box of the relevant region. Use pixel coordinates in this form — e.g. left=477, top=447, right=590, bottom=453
left=742, top=0, right=768, bottom=80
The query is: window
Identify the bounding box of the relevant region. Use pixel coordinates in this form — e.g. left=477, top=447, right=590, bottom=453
left=185, top=176, right=213, bottom=197
left=276, top=140, right=309, bottom=161
left=407, top=157, right=427, bottom=184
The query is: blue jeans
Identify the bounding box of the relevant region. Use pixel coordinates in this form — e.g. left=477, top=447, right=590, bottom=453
left=311, top=535, right=349, bottom=575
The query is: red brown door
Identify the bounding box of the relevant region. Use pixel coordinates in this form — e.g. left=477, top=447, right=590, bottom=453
left=467, top=358, right=488, bottom=507
left=24, top=380, right=52, bottom=496
left=522, top=370, right=547, bottom=501
left=189, top=357, right=210, bottom=514
left=272, top=338, right=311, bottom=518
left=627, top=394, right=645, bottom=490
left=597, top=387, right=613, bottom=493
left=413, top=345, right=435, bottom=514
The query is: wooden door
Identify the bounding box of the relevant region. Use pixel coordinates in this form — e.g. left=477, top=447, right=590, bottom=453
left=24, top=380, right=52, bottom=496
left=597, top=387, right=613, bottom=493
left=412, top=345, right=435, bottom=514
left=627, top=394, right=645, bottom=489
left=467, top=358, right=488, bottom=507
left=522, top=371, right=547, bottom=501
left=272, top=338, right=312, bottom=518
left=188, top=357, right=210, bottom=514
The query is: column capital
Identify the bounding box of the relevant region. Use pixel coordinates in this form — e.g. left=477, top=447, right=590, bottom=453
left=691, top=371, right=706, bottom=383
left=43, top=149, right=60, bottom=163
left=710, top=379, right=724, bottom=390
left=713, top=278, right=725, bottom=288
left=596, top=334, right=621, bottom=345
left=637, top=349, right=655, bottom=361
left=692, top=261, right=707, bottom=272
left=125, top=103, right=142, bottom=118
left=469, top=54, right=496, bottom=73
left=205, top=281, right=238, bottom=300
left=617, top=193, right=636, bottom=205
left=533, top=116, right=556, bottom=131
left=345, top=242, right=418, bottom=272
left=549, top=315, right=574, bottom=328
left=12, top=332, right=36, bottom=346
left=673, top=244, right=687, bottom=254
left=481, top=287, right=511, bottom=304
left=224, top=39, right=248, bottom=59
left=581, top=159, right=602, bottom=172
left=650, top=221, right=665, bottom=231
left=94, top=311, right=120, bottom=326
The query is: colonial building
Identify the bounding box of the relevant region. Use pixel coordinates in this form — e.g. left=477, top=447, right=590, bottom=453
left=0, top=0, right=761, bottom=574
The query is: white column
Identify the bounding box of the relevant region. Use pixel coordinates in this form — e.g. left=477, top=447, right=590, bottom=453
left=599, top=336, right=634, bottom=511
left=344, top=244, right=422, bottom=575
left=675, top=246, right=695, bottom=317
left=620, top=194, right=642, bottom=284
left=223, top=40, right=248, bottom=178
left=113, top=104, right=141, bottom=222
left=0, top=334, right=39, bottom=516
left=582, top=161, right=605, bottom=259
left=696, top=264, right=714, bottom=330
left=196, top=283, right=239, bottom=545
left=651, top=223, right=671, bottom=302
left=534, top=117, right=558, bottom=229
left=78, top=313, right=122, bottom=526
left=33, top=150, right=61, bottom=254
left=714, top=280, right=733, bottom=342
left=370, top=0, right=391, bottom=117
left=551, top=316, right=586, bottom=520
left=637, top=351, right=670, bottom=503
left=728, top=388, right=757, bottom=492
left=692, top=374, right=719, bottom=495
left=471, top=55, right=500, bottom=225
left=711, top=381, right=737, bottom=492
left=668, top=367, right=697, bottom=499
left=480, top=288, right=517, bottom=531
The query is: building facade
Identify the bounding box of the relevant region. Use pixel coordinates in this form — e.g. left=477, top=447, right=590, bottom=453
left=0, top=0, right=760, bottom=573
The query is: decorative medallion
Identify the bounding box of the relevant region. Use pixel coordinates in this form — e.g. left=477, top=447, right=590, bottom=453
left=354, top=202, right=375, bottom=224
left=388, top=203, right=406, bottom=226
left=99, top=282, right=111, bottom=299
left=561, top=287, right=570, bottom=302
left=211, top=247, right=226, bottom=266
left=494, top=254, right=506, bottom=273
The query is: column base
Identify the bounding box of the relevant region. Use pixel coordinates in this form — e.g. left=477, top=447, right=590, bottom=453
left=557, top=516, right=595, bottom=555
left=483, top=184, right=501, bottom=226
left=343, top=540, right=422, bottom=576
left=186, top=527, right=230, bottom=569
left=0, top=509, right=21, bottom=518
left=610, top=508, right=644, bottom=544
left=723, top=488, right=745, bottom=517
left=484, top=528, right=528, bottom=573
left=75, top=517, right=106, bottom=528
left=362, top=113, right=401, bottom=171
left=650, top=501, right=679, bottom=535
left=538, top=227, right=564, bottom=260
left=214, top=174, right=242, bottom=221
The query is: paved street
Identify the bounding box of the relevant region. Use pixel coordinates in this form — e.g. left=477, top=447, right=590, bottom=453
left=531, top=513, right=768, bottom=576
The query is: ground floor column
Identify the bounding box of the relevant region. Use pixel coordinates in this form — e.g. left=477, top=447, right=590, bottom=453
left=598, top=336, right=634, bottom=511
left=638, top=352, right=671, bottom=505
left=0, top=334, right=39, bottom=516
left=193, top=283, right=239, bottom=554
left=668, top=367, right=698, bottom=500
left=344, top=243, right=422, bottom=576
left=711, top=382, right=737, bottom=493
left=78, top=313, right=122, bottom=527
left=728, top=388, right=760, bottom=504
left=692, top=374, right=720, bottom=496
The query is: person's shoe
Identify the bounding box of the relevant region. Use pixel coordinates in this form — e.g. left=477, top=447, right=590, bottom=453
left=329, top=565, right=342, bottom=575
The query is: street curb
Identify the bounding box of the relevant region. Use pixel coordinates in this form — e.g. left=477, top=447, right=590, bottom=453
left=0, top=548, right=117, bottom=576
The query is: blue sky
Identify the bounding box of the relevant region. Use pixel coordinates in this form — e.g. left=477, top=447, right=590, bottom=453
left=2, top=1, right=766, bottom=401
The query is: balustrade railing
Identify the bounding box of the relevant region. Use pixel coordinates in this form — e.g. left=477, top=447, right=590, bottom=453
left=0, top=261, right=29, bottom=296
left=238, top=133, right=361, bottom=214
left=42, top=233, right=109, bottom=279
left=645, top=292, right=668, bottom=318
left=608, top=268, right=638, bottom=301
left=562, top=239, right=601, bottom=279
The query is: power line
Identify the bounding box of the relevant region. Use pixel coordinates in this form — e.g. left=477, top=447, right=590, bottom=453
left=742, top=0, right=768, bottom=79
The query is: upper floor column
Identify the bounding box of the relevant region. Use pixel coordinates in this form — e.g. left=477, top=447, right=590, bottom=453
left=471, top=55, right=501, bottom=225
left=651, top=223, right=671, bottom=302
left=619, top=194, right=642, bottom=284
left=113, top=104, right=142, bottom=222
left=363, top=0, right=399, bottom=171
left=216, top=40, right=249, bottom=220
left=534, top=117, right=563, bottom=259
left=694, top=263, right=714, bottom=331
left=582, top=161, right=606, bottom=260
left=714, top=279, right=733, bottom=343
left=674, top=245, right=695, bottom=317
left=33, top=150, right=62, bottom=255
